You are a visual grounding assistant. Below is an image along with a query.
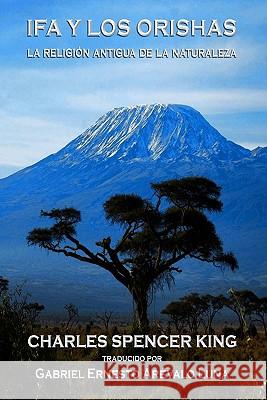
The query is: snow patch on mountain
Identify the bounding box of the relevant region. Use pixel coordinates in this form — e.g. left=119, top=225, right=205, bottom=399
left=56, top=104, right=251, bottom=165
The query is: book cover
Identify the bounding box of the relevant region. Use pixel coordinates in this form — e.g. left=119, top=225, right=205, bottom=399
left=0, top=1, right=266, bottom=398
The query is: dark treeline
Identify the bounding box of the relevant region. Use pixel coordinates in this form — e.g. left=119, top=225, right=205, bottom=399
left=0, top=275, right=266, bottom=361
left=162, top=290, right=267, bottom=338
left=0, top=277, right=44, bottom=360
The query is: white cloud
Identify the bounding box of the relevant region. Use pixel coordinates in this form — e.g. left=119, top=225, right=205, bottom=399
left=66, top=88, right=267, bottom=116
left=239, top=142, right=266, bottom=150
left=0, top=111, right=76, bottom=165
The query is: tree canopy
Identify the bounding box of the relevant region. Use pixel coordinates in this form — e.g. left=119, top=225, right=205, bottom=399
left=27, top=176, right=238, bottom=329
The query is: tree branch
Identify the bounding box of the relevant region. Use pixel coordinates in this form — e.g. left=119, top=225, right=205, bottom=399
left=43, top=241, right=130, bottom=288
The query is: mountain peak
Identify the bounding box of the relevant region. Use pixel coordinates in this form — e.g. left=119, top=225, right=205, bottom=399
left=59, top=103, right=250, bottom=164
left=251, top=146, right=267, bottom=159
left=111, top=103, right=202, bottom=120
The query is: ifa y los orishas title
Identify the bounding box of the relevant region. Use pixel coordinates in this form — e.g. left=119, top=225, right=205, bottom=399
left=26, top=18, right=236, bottom=38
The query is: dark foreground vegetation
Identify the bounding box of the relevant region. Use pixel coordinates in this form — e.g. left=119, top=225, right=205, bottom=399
left=0, top=277, right=266, bottom=361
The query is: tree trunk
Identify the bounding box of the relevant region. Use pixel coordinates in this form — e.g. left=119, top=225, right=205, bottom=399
left=261, top=317, right=267, bottom=337
left=132, top=290, right=149, bottom=332
left=136, top=297, right=149, bottom=331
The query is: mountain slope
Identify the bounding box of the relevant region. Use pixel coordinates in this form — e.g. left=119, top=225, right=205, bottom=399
left=0, top=104, right=266, bottom=312
left=0, top=104, right=253, bottom=206
left=57, top=104, right=250, bottom=162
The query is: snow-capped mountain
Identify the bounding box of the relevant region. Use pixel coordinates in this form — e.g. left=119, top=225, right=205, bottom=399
left=47, top=104, right=250, bottom=164
left=0, top=104, right=266, bottom=312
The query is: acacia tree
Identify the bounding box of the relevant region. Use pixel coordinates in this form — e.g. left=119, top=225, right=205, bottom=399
left=202, top=294, right=225, bottom=334
left=163, top=293, right=225, bottom=334
left=64, top=303, right=79, bottom=332
left=161, top=300, right=188, bottom=333
left=27, top=177, right=238, bottom=330
left=249, top=295, right=267, bottom=337
left=97, top=311, right=114, bottom=332
left=223, top=289, right=258, bottom=338
left=162, top=293, right=208, bottom=334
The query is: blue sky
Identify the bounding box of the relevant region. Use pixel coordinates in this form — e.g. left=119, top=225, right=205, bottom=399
left=0, top=0, right=266, bottom=176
